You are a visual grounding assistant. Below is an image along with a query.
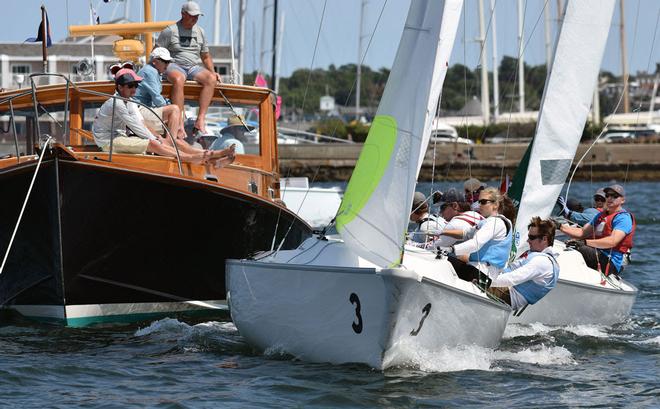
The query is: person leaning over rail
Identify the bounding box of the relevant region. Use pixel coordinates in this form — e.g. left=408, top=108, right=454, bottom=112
left=92, top=68, right=235, bottom=166
left=557, top=184, right=635, bottom=277
left=157, top=1, right=221, bottom=137
left=487, top=217, right=559, bottom=309
left=439, top=187, right=513, bottom=285
left=134, top=47, right=187, bottom=141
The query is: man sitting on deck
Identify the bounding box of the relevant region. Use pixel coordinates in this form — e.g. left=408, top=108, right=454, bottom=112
left=157, top=1, right=221, bottom=136
left=92, top=68, right=235, bottom=166
left=134, top=47, right=187, bottom=141
left=558, top=184, right=635, bottom=277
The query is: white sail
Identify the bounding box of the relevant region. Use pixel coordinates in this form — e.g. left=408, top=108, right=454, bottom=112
left=513, top=0, right=615, bottom=256
left=336, top=0, right=463, bottom=267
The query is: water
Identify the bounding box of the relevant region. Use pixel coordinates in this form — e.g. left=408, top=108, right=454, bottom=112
left=0, top=181, right=658, bottom=408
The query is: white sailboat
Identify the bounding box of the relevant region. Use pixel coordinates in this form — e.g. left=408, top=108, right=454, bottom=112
left=508, top=0, right=637, bottom=326
left=226, top=0, right=512, bottom=369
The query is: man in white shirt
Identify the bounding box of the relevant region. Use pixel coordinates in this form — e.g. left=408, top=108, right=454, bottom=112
left=488, top=217, right=559, bottom=309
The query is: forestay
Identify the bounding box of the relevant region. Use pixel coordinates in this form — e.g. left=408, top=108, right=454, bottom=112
left=513, top=0, right=616, bottom=256
left=335, top=0, right=463, bottom=267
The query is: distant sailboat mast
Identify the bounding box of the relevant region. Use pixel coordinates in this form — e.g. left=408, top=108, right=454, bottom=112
left=517, top=0, right=525, bottom=113
left=478, top=0, right=490, bottom=123
left=356, top=0, right=367, bottom=121
left=490, top=0, right=499, bottom=121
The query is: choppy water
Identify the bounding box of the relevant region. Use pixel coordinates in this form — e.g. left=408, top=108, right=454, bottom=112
left=0, top=181, right=658, bottom=408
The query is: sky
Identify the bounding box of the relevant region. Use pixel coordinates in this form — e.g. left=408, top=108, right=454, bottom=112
left=4, top=0, right=660, bottom=78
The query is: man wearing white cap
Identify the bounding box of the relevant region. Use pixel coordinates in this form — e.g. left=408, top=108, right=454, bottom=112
left=135, top=47, right=185, bottom=140
left=157, top=1, right=220, bottom=136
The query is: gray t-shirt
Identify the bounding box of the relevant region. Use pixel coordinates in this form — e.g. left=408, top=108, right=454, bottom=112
left=157, top=21, right=209, bottom=68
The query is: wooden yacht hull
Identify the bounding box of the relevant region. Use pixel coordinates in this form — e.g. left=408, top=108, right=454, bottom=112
left=0, top=154, right=311, bottom=326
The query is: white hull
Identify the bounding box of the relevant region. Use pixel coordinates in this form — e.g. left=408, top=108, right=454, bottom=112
left=226, top=238, right=510, bottom=369
left=3, top=300, right=227, bottom=327
left=509, top=242, right=637, bottom=326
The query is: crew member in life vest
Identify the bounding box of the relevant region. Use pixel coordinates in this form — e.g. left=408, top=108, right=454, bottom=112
left=440, top=187, right=513, bottom=280
left=559, top=184, right=635, bottom=276
left=409, top=191, right=446, bottom=245
left=488, top=217, right=559, bottom=309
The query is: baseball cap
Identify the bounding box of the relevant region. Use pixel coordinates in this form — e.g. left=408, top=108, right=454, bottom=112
left=150, top=47, right=172, bottom=62
left=441, top=188, right=465, bottom=204
left=594, top=188, right=606, bottom=200
left=464, top=178, right=484, bottom=192
left=604, top=184, right=625, bottom=197
left=182, top=1, right=204, bottom=16
left=114, top=68, right=143, bottom=85
left=412, top=191, right=427, bottom=211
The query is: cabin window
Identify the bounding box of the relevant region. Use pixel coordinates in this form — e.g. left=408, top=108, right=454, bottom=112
left=0, top=103, right=69, bottom=156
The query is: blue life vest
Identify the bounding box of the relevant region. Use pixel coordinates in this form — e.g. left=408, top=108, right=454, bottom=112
left=513, top=251, right=559, bottom=305
left=468, top=215, right=512, bottom=268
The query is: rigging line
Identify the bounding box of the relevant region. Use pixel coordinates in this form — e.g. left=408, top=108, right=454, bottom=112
left=315, top=0, right=389, bottom=234
left=270, top=0, right=329, bottom=256
left=0, top=136, right=53, bottom=276
left=462, top=0, right=471, bottom=179
left=499, top=0, right=548, bottom=183
left=566, top=0, right=655, bottom=199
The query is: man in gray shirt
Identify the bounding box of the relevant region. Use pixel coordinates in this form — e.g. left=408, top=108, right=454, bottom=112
left=157, top=1, right=221, bottom=136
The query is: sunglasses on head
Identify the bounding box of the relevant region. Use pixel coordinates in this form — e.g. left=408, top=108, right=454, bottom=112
left=527, top=234, right=545, bottom=241
left=605, top=192, right=621, bottom=199
left=478, top=199, right=494, bottom=205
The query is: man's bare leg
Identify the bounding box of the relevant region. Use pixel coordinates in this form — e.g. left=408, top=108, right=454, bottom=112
left=161, top=104, right=186, bottom=139
left=147, top=140, right=204, bottom=163
left=193, top=69, right=217, bottom=134
left=166, top=69, right=186, bottom=114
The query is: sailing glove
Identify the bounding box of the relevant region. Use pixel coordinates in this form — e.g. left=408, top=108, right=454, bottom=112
left=556, top=196, right=570, bottom=217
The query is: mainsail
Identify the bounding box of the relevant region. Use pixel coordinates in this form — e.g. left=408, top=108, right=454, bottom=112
left=513, top=0, right=616, bottom=256
left=336, top=0, right=463, bottom=267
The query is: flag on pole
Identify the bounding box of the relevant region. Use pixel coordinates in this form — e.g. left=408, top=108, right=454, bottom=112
left=25, top=9, right=52, bottom=47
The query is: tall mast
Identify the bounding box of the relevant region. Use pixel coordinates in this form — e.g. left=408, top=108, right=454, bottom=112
left=271, top=0, right=278, bottom=89
left=543, top=1, right=552, bottom=69
left=619, top=0, right=630, bottom=113
left=259, top=0, right=269, bottom=75
left=274, top=12, right=285, bottom=93
left=517, top=0, right=525, bottom=113
left=356, top=0, right=366, bottom=121
left=214, top=0, right=221, bottom=45
left=238, top=0, right=247, bottom=84
left=144, top=0, right=153, bottom=56
left=490, top=0, right=499, bottom=121
left=478, top=0, right=490, bottom=123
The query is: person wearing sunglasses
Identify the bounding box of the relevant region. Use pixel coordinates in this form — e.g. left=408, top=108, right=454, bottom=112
left=556, top=187, right=606, bottom=227
left=92, top=68, right=235, bottom=166
left=157, top=1, right=222, bottom=137
left=440, top=187, right=513, bottom=282
left=558, top=184, right=635, bottom=277
left=487, top=217, right=559, bottom=309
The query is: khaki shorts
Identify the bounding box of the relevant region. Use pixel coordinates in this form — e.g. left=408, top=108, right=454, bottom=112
left=102, top=136, right=150, bottom=154
left=139, top=106, right=165, bottom=134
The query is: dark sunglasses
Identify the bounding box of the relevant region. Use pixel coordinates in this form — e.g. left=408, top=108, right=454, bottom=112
left=440, top=203, right=450, bottom=211
left=478, top=199, right=494, bottom=205
left=124, top=83, right=139, bottom=89
left=594, top=196, right=606, bottom=201
left=605, top=192, right=621, bottom=199
left=527, top=234, right=545, bottom=241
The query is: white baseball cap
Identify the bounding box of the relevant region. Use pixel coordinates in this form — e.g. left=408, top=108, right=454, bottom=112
left=181, top=1, right=203, bottom=16
left=150, top=47, right=173, bottom=62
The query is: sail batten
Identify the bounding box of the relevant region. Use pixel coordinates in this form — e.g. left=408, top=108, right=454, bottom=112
left=336, top=0, right=463, bottom=267
left=513, top=0, right=616, bottom=257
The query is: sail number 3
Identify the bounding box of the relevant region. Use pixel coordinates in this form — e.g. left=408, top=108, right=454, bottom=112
left=410, top=303, right=432, bottom=336
left=349, top=293, right=363, bottom=334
